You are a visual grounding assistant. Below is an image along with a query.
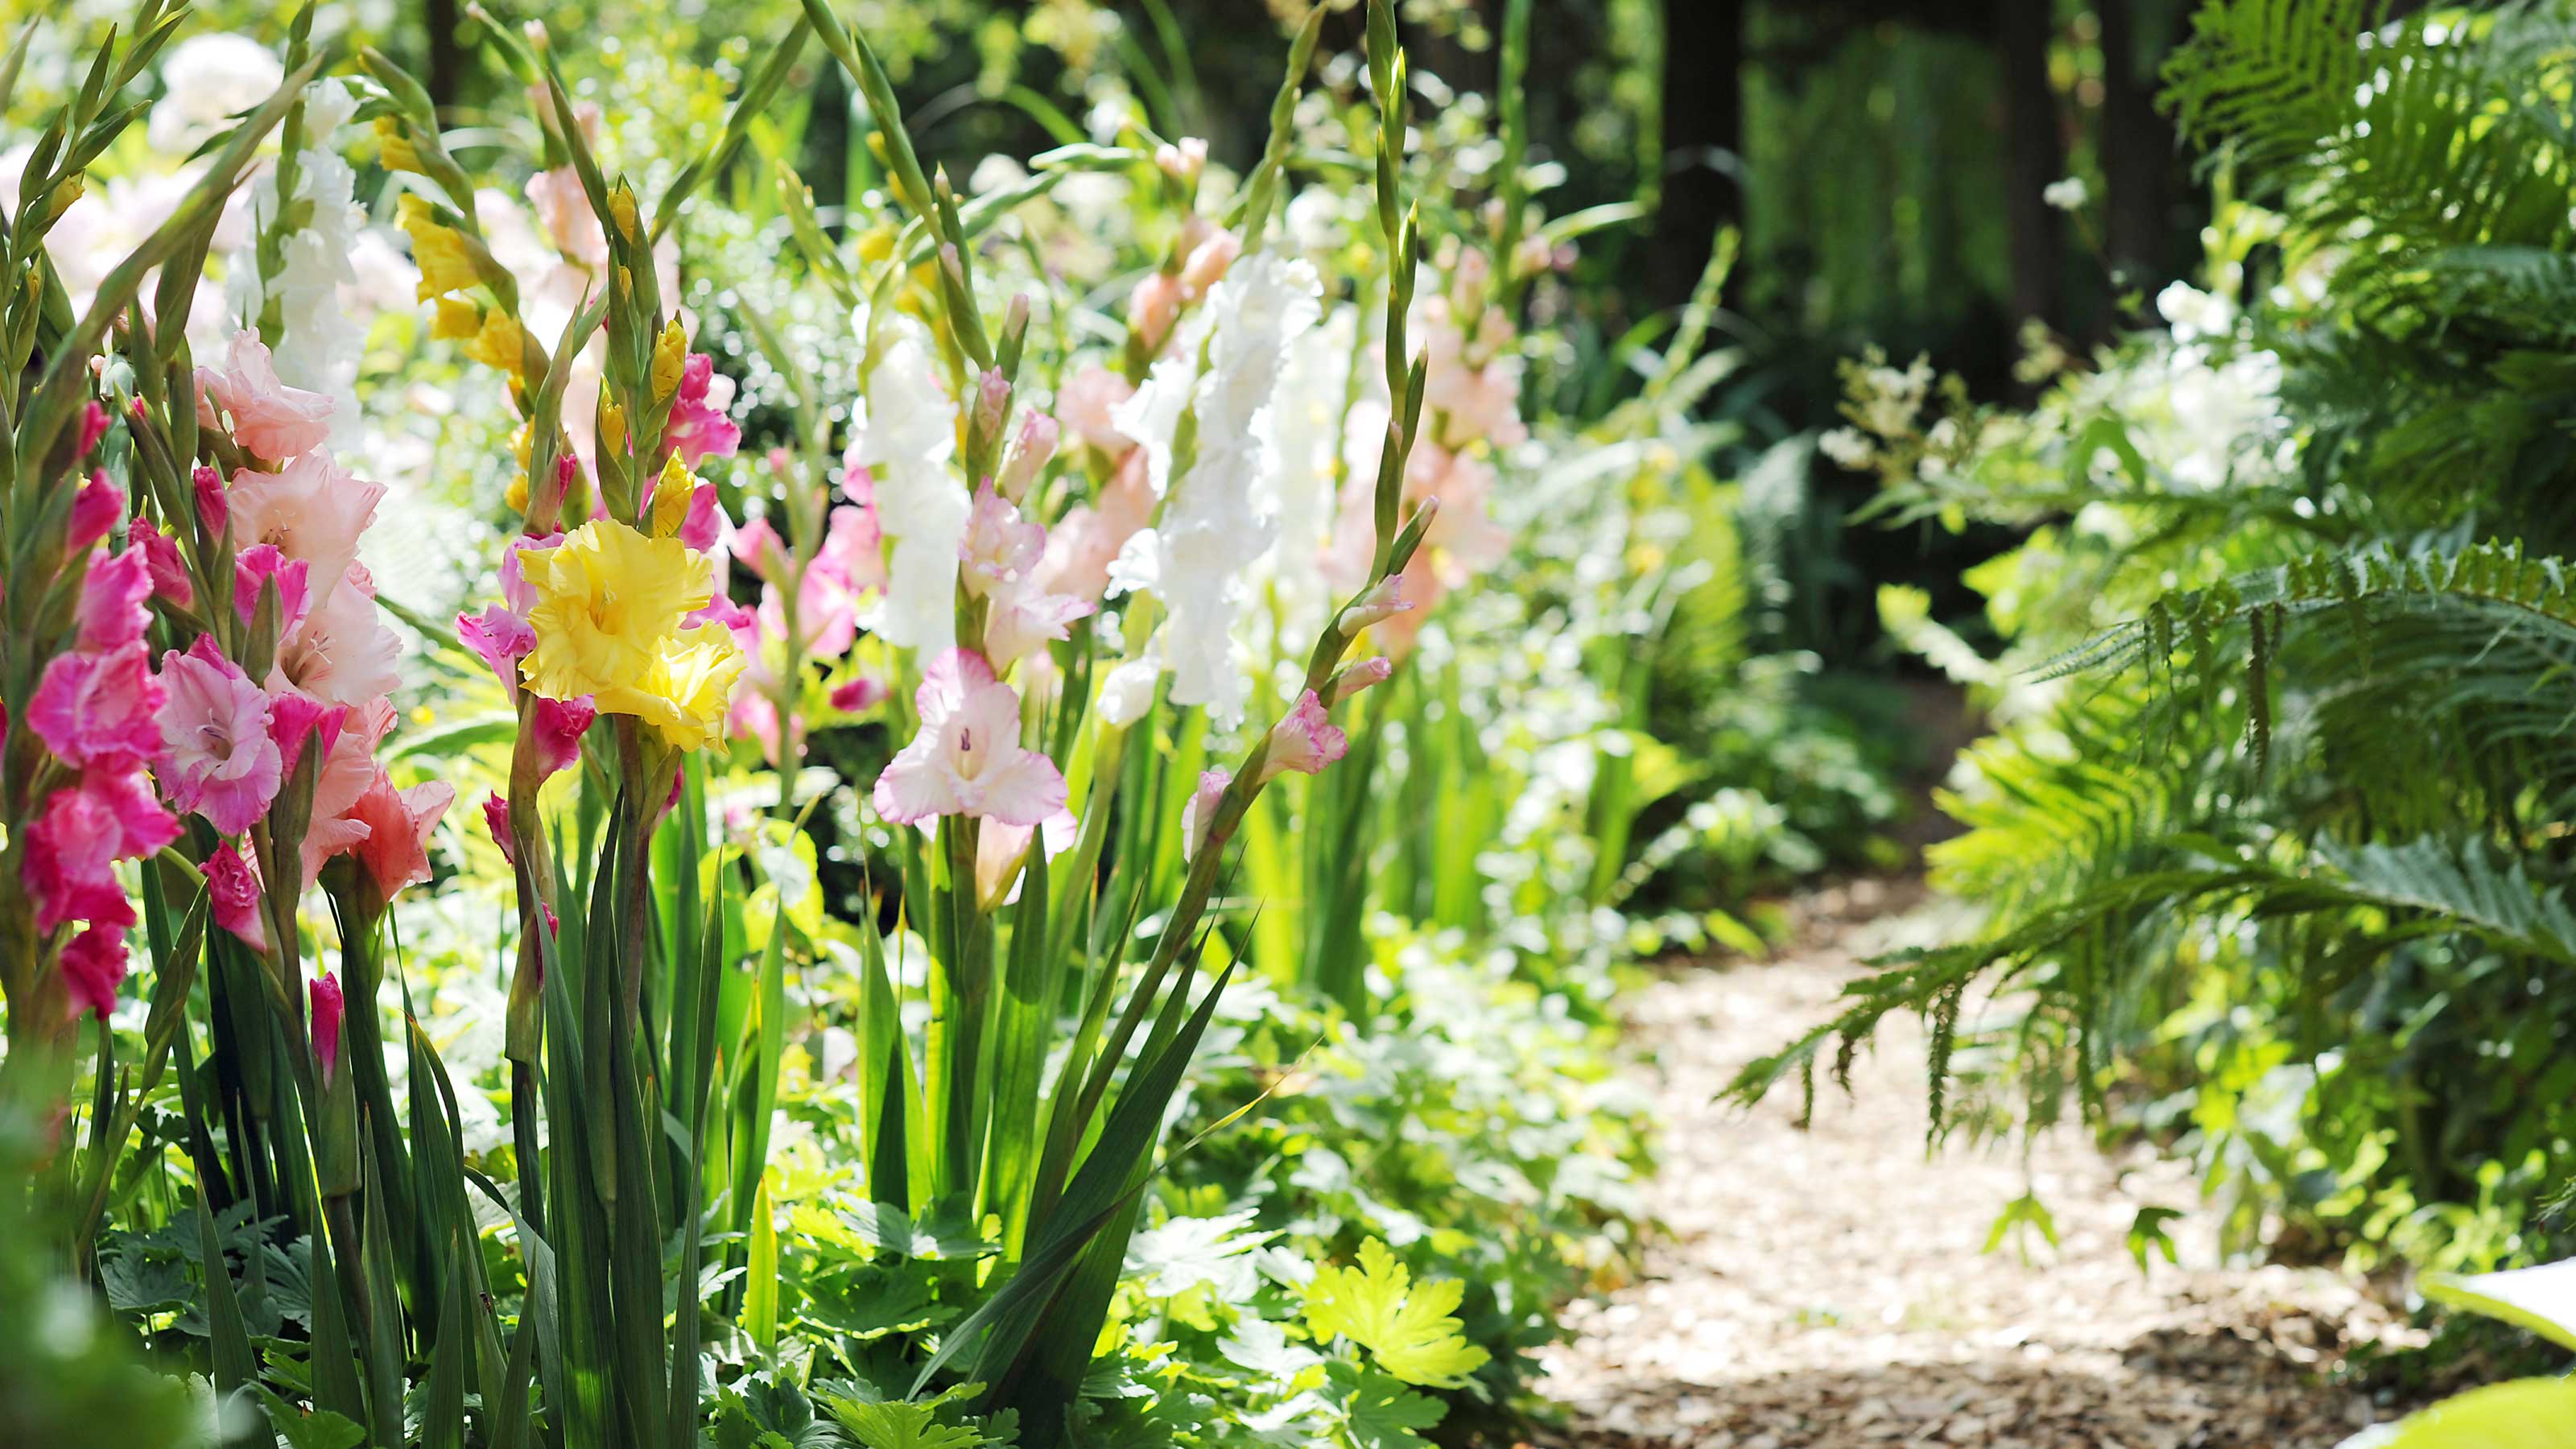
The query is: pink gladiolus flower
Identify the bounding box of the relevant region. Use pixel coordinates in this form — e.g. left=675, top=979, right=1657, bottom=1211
left=1336, top=576, right=1414, bottom=633
left=729, top=516, right=786, bottom=580
left=457, top=604, right=538, bottom=692
left=1259, top=691, right=1348, bottom=782
left=27, top=642, right=163, bottom=768
left=679, top=482, right=724, bottom=552
left=196, top=330, right=336, bottom=461
left=60, top=926, right=128, bottom=1020
left=232, top=543, right=313, bottom=633
left=275, top=565, right=402, bottom=708
left=960, top=484, right=1044, bottom=599
left=871, top=649, right=1067, bottom=828
left=666, top=354, right=742, bottom=464
left=1129, top=271, right=1183, bottom=351
left=158, top=638, right=283, bottom=835
left=1034, top=449, right=1154, bottom=602
left=265, top=686, right=340, bottom=776
left=225, top=452, right=386, bottom=607
left=308, top=972, right=345, bottom=1080
left=528, top=695, right=595, bottom=779
left=69, top=471, right=122, bottom=551
left=1179, top=229, right=1241, bottom=299
left=500, top=531, right=564, bottom=616
left=348, top=775, right=455, bottom=909
left=299, top=699, right=398, bottom=886
left=23, top=770, right=177, bottom=933
left=76, top=547, right=153, bottom=651
left=204, top=841, right=270, bottom=954
left=1058, top=366, right=1137, bottom=457
left=997, top=412, right=1058, bottom=502
left=193, top=464, right=228, bottom=537
left=830, top=677, right=889, bottom=713
left=983, top=587, right=1094, bottom=672
left=76, top=400, right=110, bottom=458
left=973, top=804, right=1074, bottom=908
left=1325, top=656, right=1395, bottom=708
left=134, top=524, right=194, bottom=606
left=1182, top=767, right=1232, bottom=861
left=481, top=793, right=515, bottom=867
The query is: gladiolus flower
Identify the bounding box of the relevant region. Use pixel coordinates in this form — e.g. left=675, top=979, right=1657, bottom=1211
left=1130, top=271, right=1183, bottom=350
left=398, top=193, right=481, bottom=300
left=233, top=543, right=313, bottom=633
left=650, top=320, right=687, bottom=402
left=225, top=452, right=386, bottom=609
left=275, top=566, right=403, bottom=708
left=158, top=638, right=283, bottom=836
left=60, top=926, right=128, bottom=1020
left=646, top=454, right=698, bottom=539
left=1336, top=576, right=1414, bottom=633
left=309, top=972, right=345, bottom=1080
left=76, top=401, right=110, bottom=458
left=24, top=770, right=177, bottom=933
left=347, top=775, right=456, bottom=910
left=195, top=331, right=336, bottom=461
left=458, top=604, right=538, bottom=693
left=76, top=547, right=153, bottom=651
left=299, top=700, right=398, bottom=887
left=1180, top=229, right=1242, bottom=299
left=984, top=588, right=1093, bottom=672
left=664, top=354, right=742, bottom=465
left=960, top=484, right=1044, bottom=598
left=1058, top=366, right=1137, bottom=457
left=872, top=649, right=1067, bottom=827
left=678, top=481, right=724, bottom=552
left=1324, top=656, right=1395, bottom=708
left=193, top=464, right=228, bottom=536
left=204, top=841, right=270, bottom=954
left=973, top=806, right=1074, bottom=909
left=265, top=687, right=340, bottom=777
left=830, top=677, right=889, bottom=713
left=134, top=524, right=194, bottom=607
left=997, top=412, right=1059, bottom=502
left=593, top=625, right=744, bottom=753
left=1258, top=691, right=1347, bottom=782
left=527, top=695, right=595, bottom=778
left=1182, top=768, right=1231, bottom=861
left=518, top=519, right=714, bottom=700
left=28, top=642, right=163, bottom=768
left=482, top=793, right=515, bottom=866
left=69, top=471, right=122, bottom=551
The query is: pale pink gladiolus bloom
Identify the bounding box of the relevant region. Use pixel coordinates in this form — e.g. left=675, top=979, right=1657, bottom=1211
left=309, top=972, right=346, bottom=1080
left=871, top=649, right=1067, bottom=828
left=1182, top=768, right=1231, bottom=861
left=28, top=642, right=164, bottom=768
left=1056, top=366, right=1137, bottom=457
left=983, top=587, right=1093, bottom=672
left=1129, top=272, right=1183, bottom=351
left=1258, top=691, right=1348, bottom=782
left=960, top=484, right=1044, bottom=599
left=526, top=167, right=609, bottom=267
left=1033, top=449, right=1154, bottom=602
left=275, top=565, right=402, bottom=709
left=76, top=547, right=154, bottom=651
left=997, top=413, right=1058, bottom=502
left=1325, top=656, right=1395, bottom=708
left=1336, top=575, right=1414, bottom=634
left=60, top=926, right=128, bottom=1021
left=158, top=637, right=283, bottom=835
left=204, top=840, right=270, bottom=954
left=196, top=330, right=336, bottom=462
left=225, top=452, right=386, bottom=609
left=1179, top=229, right=1241, bottom=299
left=974, top=805, right=1074, bottom=908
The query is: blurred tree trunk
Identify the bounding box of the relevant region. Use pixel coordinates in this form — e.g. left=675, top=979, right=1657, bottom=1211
left=1996, top=0, right=2062, bottom=331
left=1655, top=0, right=1744, bottom=308
left=2099, top=0, right=2180, bottom=292
left=424, top=0, right=465, bottom=109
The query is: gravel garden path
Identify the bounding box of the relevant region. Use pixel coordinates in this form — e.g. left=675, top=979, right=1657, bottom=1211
left=1534, top=879, right=2424, bottom=1449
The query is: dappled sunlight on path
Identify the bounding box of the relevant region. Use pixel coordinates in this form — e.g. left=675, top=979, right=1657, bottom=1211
left=1536, top=886, right=2415, bottom=1449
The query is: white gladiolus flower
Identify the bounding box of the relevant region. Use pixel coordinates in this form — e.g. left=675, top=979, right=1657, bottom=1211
left=148, top=34, right=285, bottom=153
left=851, top=320, right=964, bottom=651
left=1255, top=303, right=1356, bottom=646
left=226, top=81, right=369, bottom=436
left=2042, top=176, right=2089, bottom=211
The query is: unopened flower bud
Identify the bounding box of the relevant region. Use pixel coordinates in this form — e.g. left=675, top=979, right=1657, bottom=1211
left=193, top=464, right=227, bottom=536
left=972, top=367, right=1010, bottom=440
left=997, top=412, right=1059, bottom=502
left=1336, top=576, right=1414, bottom=634
left=310, top=972, right=345, bottom=1082
left=1324, top=656, right=1395, bottom=708
left=651, top=318, right=687, bottom=402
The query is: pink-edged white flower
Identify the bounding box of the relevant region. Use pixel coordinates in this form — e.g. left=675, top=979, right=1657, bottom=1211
left=1259, top=690, right=1347, bottom=782
left=1182, top=767, right=1231, bottom=861
left=871, top=649, right=1067, bottom=828
left=997, top=412, right=1059, bottom=502
left=225, top=450, right=386, bottom=607
left=974, top=804, right=1075, bottom=908
left=28, top=642, right=163, bottom=768
left=960, top=484, right=1045, bottom=599
left=1335, top=574, right=1414, bottom=633
left=196, top=329, right=336, bottom=462
left=1324, top=656, right=1394, bottom=708
left=984, top=588, right=1094, bottom=673
left=204, top=840, right=270, bottom=953
left=158, top=637, right=283, bottom=835
left=275, top=564, right=402, bottom=708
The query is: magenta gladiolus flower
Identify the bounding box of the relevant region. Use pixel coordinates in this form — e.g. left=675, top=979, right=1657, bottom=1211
left=75, top=547, right=154, bottom=652
left=204, top=840, right=270, bottom=954
left=679, top=482, right=724, bottom=552
left=308, top=972, right=345, bottom=1080
left=457, top=604, right=538, bottom=693
left=872, top=649, right=1067, bottom=828
left=265, top=686, right=341, bottom=776
left=75, top=400, right=110, bottom=458
left=193, top=464, right=228, bottom=536
left=528, top=695, right=595, bottom=779
left=157, top=638, right=284, bottom=835
left=133, top=524, right=195, bottom=606
left=69, top=471, right=122, bottom=551
left=233, top=543, right=313, bottom=633
left=1259, top=691, right=1348, bottom=782
left=60, top=925, right=128, bottom=1020
left=23, top=770, right=177, bottom=934
left=665, top=354, right=742, bottom=464
left=196, top=330, right=336, bottom=462
left=27, top=642, right=164, bottom=768
left=482, top=793, right=515, bottom=867
left=830, top=677, right=889, bottom=713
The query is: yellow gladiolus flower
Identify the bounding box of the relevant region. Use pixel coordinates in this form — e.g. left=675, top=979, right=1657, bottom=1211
left=464, top=309, right=526, bottom=378
left=506, top=473, right=531, bottom=514
left=650, top=319, right=687, bottom=403
left=518, top=519, right=714, bottom=700
left=599, top=400, right=628, bottom=460
left=649, top=452, right=696, bottom=538
left=431, top=297, right=481, bottom=341
left=597, top=624, right=745, bottom=753
left=374, top=117, right=421, bottom=174
left=398, top=194, right=479, bottom=301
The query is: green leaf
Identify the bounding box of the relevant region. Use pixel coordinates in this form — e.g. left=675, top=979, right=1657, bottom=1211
left=1328, top=1361, right=1447, bottom=1449
left=1981, top=1191, right=2059, bottom=1261
left=2360, top=1379, right=2576, bottom=1449
left=257, top=1386, right=367, bottom=1449
left=820, top=1395, right=986, bottom=1449
left=1302, top=1240, right=1491, bottom=1388
left=2423, top=1257, right=2576, bottom=1353
left=835, top=1197, right=993, bottom=1261
left=2126, top=1207, right=2184, bottom=1274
